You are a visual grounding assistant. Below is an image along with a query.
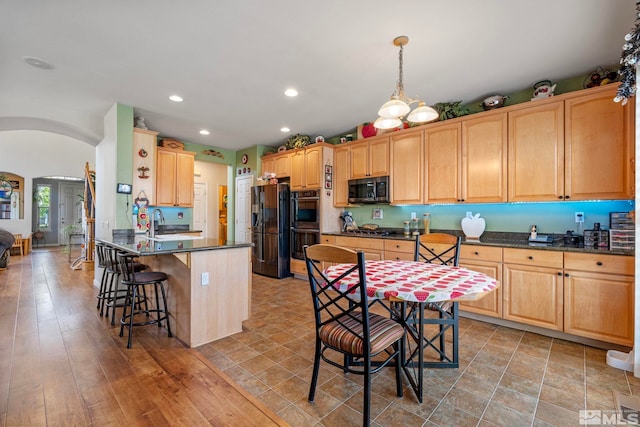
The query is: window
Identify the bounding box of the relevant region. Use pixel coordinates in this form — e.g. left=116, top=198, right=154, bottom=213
left=36, top=184, right=51, bottom=230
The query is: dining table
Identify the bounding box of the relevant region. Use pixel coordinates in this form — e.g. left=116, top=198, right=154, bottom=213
left=324, top=259, right=499, bottom=403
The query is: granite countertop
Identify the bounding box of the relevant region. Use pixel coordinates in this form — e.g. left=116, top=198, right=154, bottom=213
left=97, top=235, right=252, bottom=256
left=323, top=229, right=634, bottom=257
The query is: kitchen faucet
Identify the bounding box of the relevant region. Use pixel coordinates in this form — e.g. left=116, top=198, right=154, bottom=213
left=149, top=208, right=165, bottom=238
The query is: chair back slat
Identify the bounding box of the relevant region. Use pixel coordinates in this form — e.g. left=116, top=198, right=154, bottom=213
left=304, top=244, right=370, bottom=351
left=414, top=233, right=461, bottom=266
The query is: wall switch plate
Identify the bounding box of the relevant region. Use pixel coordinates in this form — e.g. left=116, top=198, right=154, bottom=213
left=201, top=272, right=209, bottom=286
left=575, top=212, right=584, bottom=223
left=410, top=212, right=416, bottom=220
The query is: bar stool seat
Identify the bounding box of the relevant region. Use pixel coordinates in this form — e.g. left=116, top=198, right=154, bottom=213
left=118, top=254, right=172, bottom=348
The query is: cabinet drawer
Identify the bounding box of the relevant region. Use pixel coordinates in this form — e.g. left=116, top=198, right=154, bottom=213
left=460, top=245, right=503, bottom=262
left=335, top=236, right=384, bottom=251
left=320, top=234, right=336, bottom=245
left=385, top=250, right=415, bottom=261
left=503, top=248, right=563, bottom=269
left=290, top=258, right=307, bottom=276
left=384, top=239, right=415, bottom=254
left=564, top=252, right=633, bottom=275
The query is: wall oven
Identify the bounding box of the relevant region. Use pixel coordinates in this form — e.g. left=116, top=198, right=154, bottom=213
left=291, top=189, right=320, bottom=259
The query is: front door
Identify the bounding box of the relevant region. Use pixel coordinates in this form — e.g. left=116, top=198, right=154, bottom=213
left=58, top=182, right=84, bottom=244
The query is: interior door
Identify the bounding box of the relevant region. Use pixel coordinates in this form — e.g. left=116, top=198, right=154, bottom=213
left=193, top=182, right=207, bottom=237
left=235, top=175, right=253, bottom=243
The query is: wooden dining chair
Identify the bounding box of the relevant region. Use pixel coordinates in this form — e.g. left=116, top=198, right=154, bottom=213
left=412, top=232, right=462, bottom=368
left=304, top=244, right=404, bottom=427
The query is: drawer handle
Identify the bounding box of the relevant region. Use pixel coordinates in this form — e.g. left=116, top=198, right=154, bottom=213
left=565, top=273, right=570, bottom=277
left=557, top=272, right=562, bottom=276
left=396, top=245, right=400, bottom=248
left=528, top=256, right=533, bottom=260
left=474, top=251, right=479, bottom=255
left=596, top=261, right=603, bottom=266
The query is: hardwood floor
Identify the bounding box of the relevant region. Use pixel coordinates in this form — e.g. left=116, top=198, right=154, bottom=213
left=0, top=248, right=287, bottom=426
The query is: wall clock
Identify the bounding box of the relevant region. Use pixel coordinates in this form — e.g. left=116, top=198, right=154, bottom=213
left=241, top=154, right=249, bottom=164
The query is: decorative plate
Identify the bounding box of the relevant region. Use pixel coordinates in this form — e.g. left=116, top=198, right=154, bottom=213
left=277, top=145, right=287, bottom=152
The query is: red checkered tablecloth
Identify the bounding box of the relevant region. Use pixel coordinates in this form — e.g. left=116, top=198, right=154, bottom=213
left=324, top=260, right=498, bottom=303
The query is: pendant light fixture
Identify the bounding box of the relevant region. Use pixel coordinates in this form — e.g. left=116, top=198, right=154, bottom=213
left=374, top=36, right=438, bottom=129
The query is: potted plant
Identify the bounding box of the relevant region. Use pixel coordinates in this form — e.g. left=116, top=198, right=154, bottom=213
left=433, top=101, right=470, bottom=121
left=0, top=174, right=12, bottom=200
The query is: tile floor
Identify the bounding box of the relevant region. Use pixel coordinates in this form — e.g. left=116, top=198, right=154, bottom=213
left=196, top=274, right=638, bottom=427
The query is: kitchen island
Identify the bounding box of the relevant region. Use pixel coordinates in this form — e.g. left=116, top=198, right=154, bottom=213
left=97, top=235, right=252, bottom=348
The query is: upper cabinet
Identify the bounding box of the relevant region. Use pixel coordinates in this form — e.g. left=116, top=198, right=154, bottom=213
left=423, top=122, right=462, bottom=204
left=508, top=101, right=565, bottom=202
left=262, top=152, right=291, bottom=178
left=507, top=85, right=634, bottom=201
left=333, top=145, right=350, bottom=207
left=349, top=138, right=390, bottom=179
left=290, top=145, right=327, bottom=191
left=390, top=130, right=424, bottom=205
left=156, top=147, right=195, bottom=207
left=461, top=113, right=508, bottom=203
left=564, top=86, right=635, bottom=200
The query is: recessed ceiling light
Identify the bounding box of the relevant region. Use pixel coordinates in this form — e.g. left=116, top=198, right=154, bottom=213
left=284, top=88, right=298, bottom=97
left=280, top=127, right=290, bottom=132
left=169, top=95, right=183, bottom=102
left=23, top=56, right=54, bottom=70
left=199, top=130, right=210, bottom=135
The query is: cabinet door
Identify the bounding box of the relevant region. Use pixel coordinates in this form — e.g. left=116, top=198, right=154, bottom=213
left=459, top=260, right=503, bottom=318
left=275, top=153, right=291, bottom=178
left=503, top=263, right=563, bottom=331
left=369, top=138, right=390, bottom=177
left=290, top=151, right=305, bottom=190
left=462, top=113, right=508, bottom=203
left=261, top=156, right=276, bottom=176
left=350, top=141, right=369, bottom=179
left=305, top=146, right=322, bottom=188
left=424, top=123, right=461, bottom=203
left=156, top=150, right=177, bottom=206
left=391, top=131, right=423, bottom=204
left=565, top=87, right=635, bottom=200
left=333, top=146, right=350, bottom=207
left=508, top=101, right=564, bottom=201
left=564, top=270, right=633, bottom=346
left=176, top=152, right=195, bottom=207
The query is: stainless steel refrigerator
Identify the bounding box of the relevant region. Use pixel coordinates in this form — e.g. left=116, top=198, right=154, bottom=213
left=251, top=183, right=291, bottom=278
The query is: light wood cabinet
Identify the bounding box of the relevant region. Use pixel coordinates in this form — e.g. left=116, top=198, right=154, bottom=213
left=503, top=248, right=563, bottom=331
left=132, top=128, right=158, bottom=205
left=349, top=138, right=390, bottom=179
left=563, top=252, right=634, bottom=346
left=334, top=236, right=383, bottom=260
left=333, top=145, right=350, bottom=207
left=383, top=239, right=415, bottom=261
left=424, top=122, right=462, bottom=203
left=262, top=152, right=291, bottom=179
left=459, top=245, right=503, bottom=318
left=461, top=113, right=508, bottom=203
left=508, top=101, right=564, bottom=201
left=156, top=148, right=195, bottom=207
left=291, top=146, right=324, bottom=190
left=564, top=86, right=635, bottom=200
left=390, top=130, right=423, bottom=204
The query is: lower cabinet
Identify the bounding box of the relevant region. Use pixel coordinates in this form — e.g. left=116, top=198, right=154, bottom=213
left=563, top=252, right=634, bottom=346
left=334, top=236, right=383, bottom=260
left=459, top=245, right=503, bottom=318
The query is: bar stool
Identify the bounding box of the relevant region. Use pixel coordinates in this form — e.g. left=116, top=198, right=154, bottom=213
left=118, top=253, right=172, bottom=348
left=102, top=246, right=148, bottom=325
left=95, top=242, right=112, bottom=315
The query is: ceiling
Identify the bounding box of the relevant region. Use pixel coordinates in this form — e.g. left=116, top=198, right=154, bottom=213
left=0, top=1, right=635, bottom=151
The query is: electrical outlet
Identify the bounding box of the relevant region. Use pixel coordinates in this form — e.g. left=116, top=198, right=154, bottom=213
left=575, top=212, right=584, bottom=223
left=201, top=272, right=209, bottom=286
left=410, top=212, right=416, bottom=220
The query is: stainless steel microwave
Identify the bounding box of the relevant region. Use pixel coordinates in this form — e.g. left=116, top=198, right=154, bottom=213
left=348, top=176, right=390, bottom=204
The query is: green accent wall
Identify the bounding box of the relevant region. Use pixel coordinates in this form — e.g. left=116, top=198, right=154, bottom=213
left=116, top=104, right=134, bottom=229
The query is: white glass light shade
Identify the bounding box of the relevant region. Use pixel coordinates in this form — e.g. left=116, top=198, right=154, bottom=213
left=377, top=97, right=410, bottom=118
left=407, top=102, right=439, bottom=123
left=374, top=116, right=403, bottom=130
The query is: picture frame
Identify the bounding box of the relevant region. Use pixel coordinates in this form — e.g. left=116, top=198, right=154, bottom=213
left=325, top=173, right=332, bottom=182
left=325, top=165, right=332, bottom=174
left=325, top=181, right=332, bottom=189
